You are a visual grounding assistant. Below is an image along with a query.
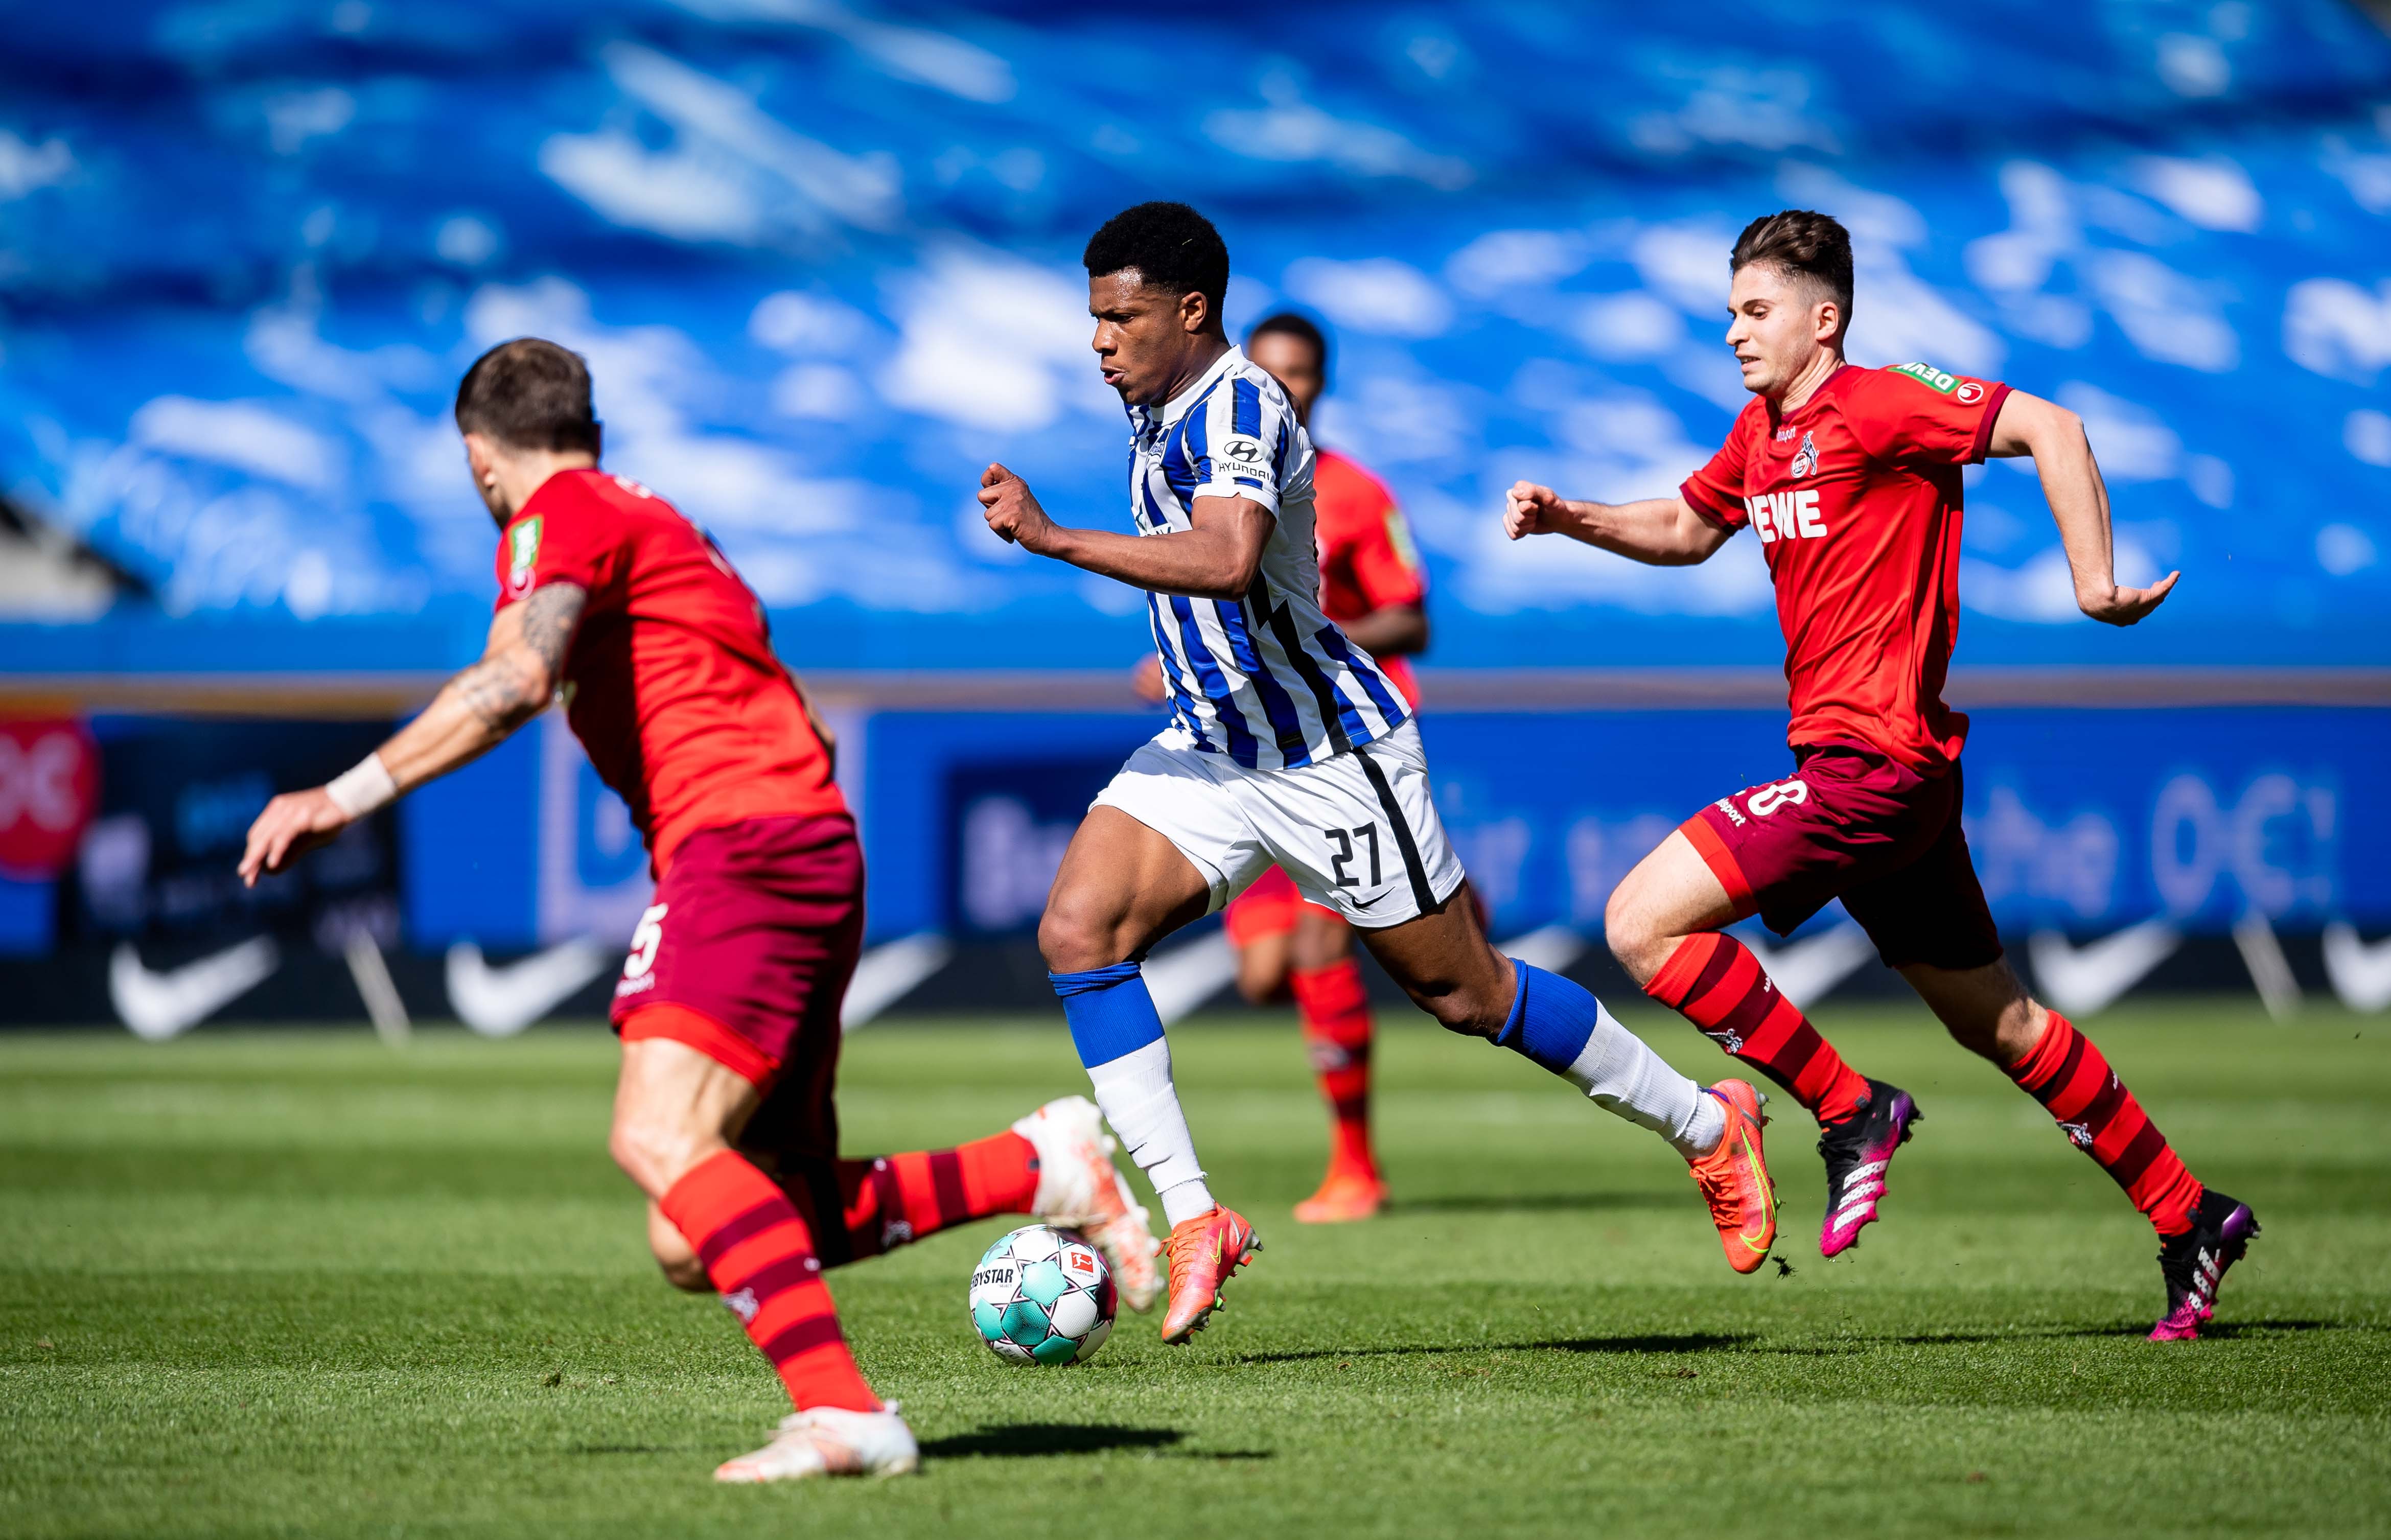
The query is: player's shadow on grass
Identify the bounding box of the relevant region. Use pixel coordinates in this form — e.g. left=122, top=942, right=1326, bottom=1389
left=1756, top=1318, right=2345, bottom=1352
left=1388, top=1192, right=1686, bottom=1215
left=1240, top=1332, right=1751, bottom=1364
left=921, top=1424, right=1189, bottom=1459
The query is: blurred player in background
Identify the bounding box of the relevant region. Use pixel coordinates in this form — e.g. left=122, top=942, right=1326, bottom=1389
left=1506, top=211, right=2256, bottom=1340
left=239, top=339, right=1160, bottom=1483
left=982, top=202, right=1782, bottom=1346
left=1131, top=311, right=1430, bottom=1223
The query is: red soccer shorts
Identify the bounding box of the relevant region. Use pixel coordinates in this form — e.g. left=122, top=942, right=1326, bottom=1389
left=1681, top=741, right=2002, bottom=972
left=614, top=813, right=862, bottom=1159
left=1222, top=864, right=1346, bottom=946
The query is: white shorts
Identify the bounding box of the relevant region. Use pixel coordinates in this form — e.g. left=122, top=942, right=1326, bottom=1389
left=1092, top=719, right=1467, bottom=929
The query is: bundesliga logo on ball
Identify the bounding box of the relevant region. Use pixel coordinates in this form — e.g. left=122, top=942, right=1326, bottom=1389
left=968, top=1224, right=1117, bottom=1365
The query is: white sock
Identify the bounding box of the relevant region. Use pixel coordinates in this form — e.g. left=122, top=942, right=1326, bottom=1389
left=1084, top=1037, right=1215, bottom=1228
left=1558, top=1000, right=1724, bottom=1160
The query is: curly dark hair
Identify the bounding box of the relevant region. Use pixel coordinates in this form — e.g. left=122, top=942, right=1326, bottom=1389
left=454, top=338, right=600, bottom=454
left=1083, top=201, right=1229, bottom=324
left=1730, top=209, right=1854, bottom=330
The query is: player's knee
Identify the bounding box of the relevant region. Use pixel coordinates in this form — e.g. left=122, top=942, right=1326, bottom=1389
left=647, top=1206, right=712, bottom=1292
left=1603, top=886, right=1668, bottom=983
left=1402, top=967, right=1510, bottom=1040
left=1038, top=898, right=1126, bottom=974
left=608, top=1108, right=712, bottom=1198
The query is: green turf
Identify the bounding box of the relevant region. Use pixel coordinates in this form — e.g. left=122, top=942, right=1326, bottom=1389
left=4, top=999, right=2386, bottom=1538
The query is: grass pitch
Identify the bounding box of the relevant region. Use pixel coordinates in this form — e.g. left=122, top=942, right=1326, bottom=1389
left=3, top=1000, right=2386, bottom=1538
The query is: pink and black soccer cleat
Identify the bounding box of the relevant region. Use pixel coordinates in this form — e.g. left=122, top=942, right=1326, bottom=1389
left=1815, top=1078, right=1919, bottom=1257
left=2150, top=1190, right=2259, bottom=1342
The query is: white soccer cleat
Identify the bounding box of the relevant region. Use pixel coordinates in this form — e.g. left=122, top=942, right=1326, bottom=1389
left=1013, top=1095, right=1164, bottom=1313
left=712, top=1404, right=920, bottom=1483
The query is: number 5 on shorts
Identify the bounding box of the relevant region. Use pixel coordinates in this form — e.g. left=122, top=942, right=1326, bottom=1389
left=624, top=902, right=669, bottom=979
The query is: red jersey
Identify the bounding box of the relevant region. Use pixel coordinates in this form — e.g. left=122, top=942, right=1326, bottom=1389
left=1679, top=362, right=2011, bottom=773
left=491, top=469, right=844, bottom=874
left=1312, top=448, right=1428, bottom=708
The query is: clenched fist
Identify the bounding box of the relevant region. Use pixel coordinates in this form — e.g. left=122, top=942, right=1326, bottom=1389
left=1504, top=481, right=1567, bottom=540
left=979, top=463, right=1060, bottom=554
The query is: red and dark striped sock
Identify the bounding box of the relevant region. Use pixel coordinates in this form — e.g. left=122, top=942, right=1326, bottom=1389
left=1645, top=931, right=1871, bottom=1126
left=779, top=1132, right=1041, bottom=1266
left=658, top=1150, right=878, bottom=1413
left=1290, top=960, right=1377, bottom=1179
left=2006, top=1012, right=2202, bottom=1236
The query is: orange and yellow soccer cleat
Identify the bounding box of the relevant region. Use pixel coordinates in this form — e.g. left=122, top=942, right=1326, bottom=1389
left=1687, top=1080, right=1776, bottom=1274
left=1292, top=1168, right=1386, bottom=1224
left=1158, top=1206, right=1260, bottom=1343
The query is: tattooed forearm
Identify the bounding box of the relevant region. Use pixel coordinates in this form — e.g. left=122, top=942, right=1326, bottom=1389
left=450, top=581, right=588, bottom=728
left=518, top=582, right=588, bottom=675
left=453, top=655, right=541, bottom=731
left=449, top=582, right=586, bottom=731
left=367, top=582, right=589, bottom=794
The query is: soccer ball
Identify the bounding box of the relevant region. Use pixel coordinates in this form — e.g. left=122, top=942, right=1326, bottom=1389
left=968, top=1224, right=1117, bottom=1365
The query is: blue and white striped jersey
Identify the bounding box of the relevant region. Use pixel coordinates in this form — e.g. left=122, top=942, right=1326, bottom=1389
left=1126, top=347, right=1410, bottom=771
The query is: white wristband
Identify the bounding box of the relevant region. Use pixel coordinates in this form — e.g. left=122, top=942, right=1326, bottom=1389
left=324, top=753, right=399, bottom=819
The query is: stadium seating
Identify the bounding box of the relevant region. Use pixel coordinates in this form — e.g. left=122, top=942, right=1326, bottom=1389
left=3, top=0, right=2387, bottom=669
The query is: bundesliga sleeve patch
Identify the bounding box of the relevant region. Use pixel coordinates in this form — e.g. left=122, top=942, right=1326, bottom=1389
left=506, top=515, right=544, bottom=594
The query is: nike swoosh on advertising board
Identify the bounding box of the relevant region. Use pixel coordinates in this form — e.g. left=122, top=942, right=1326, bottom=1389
left=841, top=931, right=956, bottom=1032
left=1147, top=931, right=1239, bottom=1028
left=2232, top=912, right=2304, bottom=1022
left=2026, top=919, right=2181, bottom=1017
left=445, top=938, right=611, bottom=1038
left=2323, top=923, right=2391, bottom=1013
left=1496, top=924, right=1588, bottom=976
left=1743, top=920, right=1873, bottom=1010
left=110, top=937, right=281, bottom=1041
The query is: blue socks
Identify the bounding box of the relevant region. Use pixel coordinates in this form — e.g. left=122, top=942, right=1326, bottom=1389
left=1049, top=963, right=1215, bottom=1226
left=1495, top=959, right=1601, bottom=1076
left=1492, top=960, right=1717, bottom=1156
left=1050, top=961, right=1164, bottom=1069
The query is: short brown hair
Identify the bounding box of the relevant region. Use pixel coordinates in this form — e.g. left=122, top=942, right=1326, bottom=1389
left=454, top=337, right=600, bottom=453
left=1730, top=210, right=1853, bottom=331
left=1247, top=311, right=1330, bottom=386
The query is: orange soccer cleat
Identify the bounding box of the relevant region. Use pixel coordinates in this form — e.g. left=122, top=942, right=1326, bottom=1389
left=1292, top=1167, right=1387, bottom=1224
left=1688, top=1080, right=1777, bottom=1274
left=1158, top=1206, right=1261, bottom=1343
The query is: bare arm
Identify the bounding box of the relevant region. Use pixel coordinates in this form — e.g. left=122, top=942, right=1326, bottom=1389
left=1984, top=390, right=2177, bottom=625
left=237, top=583, right=588, bottom=884
left=979, top=463, right=1270, bottom=602
left=1340, top=601, right=1429, bottom=658
left=1502, top=483, right=1732, bottom=567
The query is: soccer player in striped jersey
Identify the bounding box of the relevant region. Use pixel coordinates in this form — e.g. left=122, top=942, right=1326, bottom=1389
left=1133, top=310, right=1433, bottom=1224
left=980, top=201, right=1781, bottom=1343
left=239, top=339, right=1162, bottom=1482
left=1506, top=210, right=2256, bottom=1340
